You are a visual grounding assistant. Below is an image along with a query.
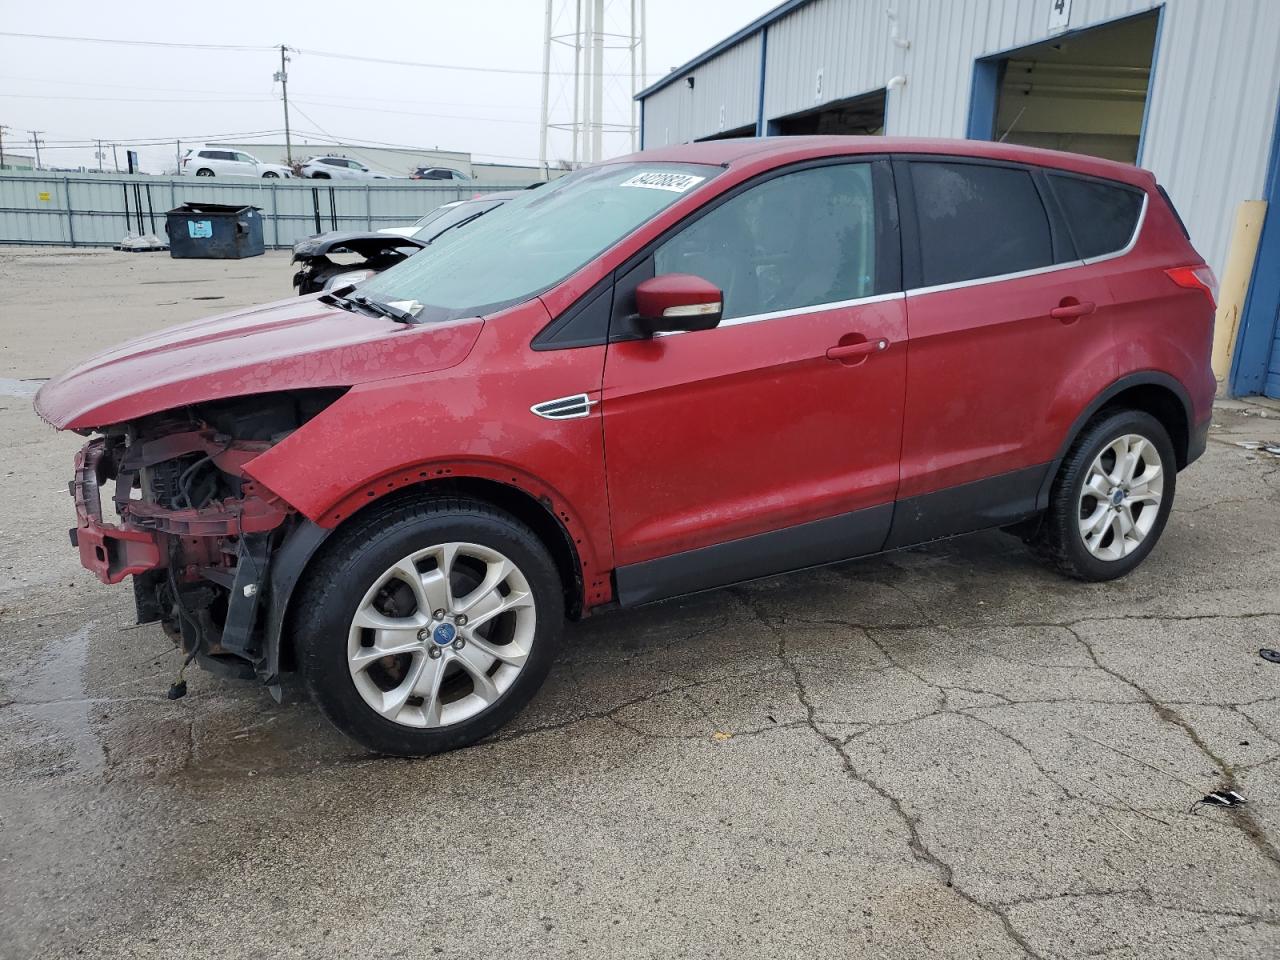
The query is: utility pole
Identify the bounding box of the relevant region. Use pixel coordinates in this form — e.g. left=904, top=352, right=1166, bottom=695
left=539, top=0, right=553, bottom=177
left=274, top=45, right=293, bottom=165
left=29, top=130, right=43, bottom=169
left=95, top=138, right=104, bottom=172
left=0, top=124, right=8, bottom=170
left=111, top=143, right=120, bottom=173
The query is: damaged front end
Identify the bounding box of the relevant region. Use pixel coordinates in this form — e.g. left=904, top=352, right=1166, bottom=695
left=71, top=390, right=345, bottom=691
left=290, top=232, right=424, bottom=295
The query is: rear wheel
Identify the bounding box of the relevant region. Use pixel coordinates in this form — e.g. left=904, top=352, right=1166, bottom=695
left=293, top=497, right=563, bottom=756
left=1030, top=409, right=1175, bottom=581
left=196, top=168, right=214, bottom=177
left=311, top=172, right=331, bottom=179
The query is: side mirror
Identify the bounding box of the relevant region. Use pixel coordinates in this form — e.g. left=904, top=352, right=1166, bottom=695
left=634, top=273, right=723, bottom=335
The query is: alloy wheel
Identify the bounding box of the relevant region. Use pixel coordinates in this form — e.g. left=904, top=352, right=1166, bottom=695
left=1077, top=433, right=1164, bottom=561
left=346, top=542, right=537, bottom=728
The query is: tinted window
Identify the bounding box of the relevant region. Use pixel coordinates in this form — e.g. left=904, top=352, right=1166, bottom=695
left=910, top=161, right=1052, bottom=286
left=1050, top=174, right=1144, bottom=258
left=654, top=163, right=879, bottom=321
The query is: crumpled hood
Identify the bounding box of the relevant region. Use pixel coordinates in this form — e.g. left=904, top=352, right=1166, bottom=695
left=35, top=294, right=482, bottom=431
left=291, top=230, right=425, bottom=261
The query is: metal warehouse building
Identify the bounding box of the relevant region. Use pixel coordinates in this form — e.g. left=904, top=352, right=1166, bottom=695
left=636, top=0, right=1280, bottom=398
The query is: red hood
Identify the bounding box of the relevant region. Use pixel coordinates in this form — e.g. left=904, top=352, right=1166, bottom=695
left=35, top=295, right=483, bottom=431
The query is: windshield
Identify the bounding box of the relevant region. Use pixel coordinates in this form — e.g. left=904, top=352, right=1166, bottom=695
left=411, top=198, right=505, bottom=243
left=356, top=162, right=721, bottom=322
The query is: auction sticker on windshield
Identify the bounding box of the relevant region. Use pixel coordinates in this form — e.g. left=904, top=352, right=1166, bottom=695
left=620, top=172, right=706, bottom=193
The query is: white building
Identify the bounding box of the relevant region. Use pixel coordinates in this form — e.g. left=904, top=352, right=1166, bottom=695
left=636, top=0, right=1280, bottom=398
left=219, top=143, right=555, bottom=186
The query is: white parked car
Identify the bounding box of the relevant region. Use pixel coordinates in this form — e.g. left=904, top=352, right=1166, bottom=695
left=300, top=156, right=394, bottom=180
left=180, top=148, right=293, bottom=178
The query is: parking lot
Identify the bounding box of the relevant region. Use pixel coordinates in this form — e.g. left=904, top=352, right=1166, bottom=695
left=1, top=247, right=1277, bottom=958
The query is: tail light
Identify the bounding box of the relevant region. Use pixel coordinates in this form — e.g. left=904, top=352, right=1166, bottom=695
left=1165, top=265, right=1218, bottom=308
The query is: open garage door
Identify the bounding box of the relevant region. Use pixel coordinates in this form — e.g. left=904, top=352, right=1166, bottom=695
left=697, top=123, right=757, bottom=142
left=770, top=88, right=886, bottom=137
left=979, top=12, right=1158, bottom=164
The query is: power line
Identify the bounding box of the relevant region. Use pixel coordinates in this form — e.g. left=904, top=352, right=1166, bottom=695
left=0, top=92, right=275, bottom=104
left=293, top=99, right=541, bottom=127
left=0, top=29, right=658, bottom=79
left=296, top=45, right=657, bottom=79
left=0, top=30, right=275, bottom=51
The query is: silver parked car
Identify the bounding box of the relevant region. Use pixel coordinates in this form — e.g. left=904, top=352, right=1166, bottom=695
left=300, top=156, right=394, bottom=180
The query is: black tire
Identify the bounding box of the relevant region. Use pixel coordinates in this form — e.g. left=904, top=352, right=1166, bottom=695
left=196, top=168, right=214, bottom=177
left=292, top=496, right=564, bottom=756
left=311, top=172, right=331, bottom=179
left=1029, top=409, right=1176, bottom=581
left=262, top=171, right=280, bottom=178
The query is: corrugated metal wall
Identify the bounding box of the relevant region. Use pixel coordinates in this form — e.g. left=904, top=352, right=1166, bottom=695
left=0, top=172, right=520, bottom=248
left=641, top=33, right=762, bottom=145
left=762, top=0, right=896, bottom=124
left=638, top=0, right=1280, bottom=279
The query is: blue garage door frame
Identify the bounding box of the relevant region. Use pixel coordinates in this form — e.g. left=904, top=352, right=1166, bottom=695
left=1229, top=87, right=1280, bottom=398
left=965, top=8, right=1163, bottom=162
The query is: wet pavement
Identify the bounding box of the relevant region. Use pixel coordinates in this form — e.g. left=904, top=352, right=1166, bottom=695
left=1, top=249, right=1278, bottom=959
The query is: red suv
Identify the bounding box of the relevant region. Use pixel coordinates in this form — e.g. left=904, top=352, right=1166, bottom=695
left=36, top=137, right=1216, bottom=756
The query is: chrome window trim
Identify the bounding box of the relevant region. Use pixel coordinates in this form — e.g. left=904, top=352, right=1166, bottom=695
left=655, top=290, right=905, bottom=337
left=906, top=259, right=1085, bottom=298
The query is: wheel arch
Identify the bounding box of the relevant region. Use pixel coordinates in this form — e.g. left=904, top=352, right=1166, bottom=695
left=263, top=474, right=600, bottom=683
left=1036, top=372, right=1193, bottom=511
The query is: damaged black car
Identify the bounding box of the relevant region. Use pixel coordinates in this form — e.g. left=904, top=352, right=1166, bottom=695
left=290, top=192, right=515, bottom=294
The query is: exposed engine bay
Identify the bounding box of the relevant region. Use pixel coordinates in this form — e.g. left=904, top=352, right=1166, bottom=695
left=72, top=389, right=346, bottom=688
left=290, top=232, right=425, bottom=295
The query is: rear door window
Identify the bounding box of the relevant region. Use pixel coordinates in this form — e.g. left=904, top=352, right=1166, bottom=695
left=1049, top=174, right=1145, bottom=258
left=654, top=162, right=882, bottom=321
left=909, top=161, right=1053, bottom=286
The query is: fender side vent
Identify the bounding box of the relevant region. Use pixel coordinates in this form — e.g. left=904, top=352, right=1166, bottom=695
left=531, top=394, right=597, bottom=420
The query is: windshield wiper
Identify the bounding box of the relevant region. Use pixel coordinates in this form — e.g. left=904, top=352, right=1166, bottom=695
left=349, top=293, right=420, bottom=324
left=422, top=210, right=489, bottom=246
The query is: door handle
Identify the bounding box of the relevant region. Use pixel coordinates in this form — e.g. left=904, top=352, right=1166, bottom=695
left=1050, top=299, right=1096, bottom=321
left=826, top=338, right=888, bottom=362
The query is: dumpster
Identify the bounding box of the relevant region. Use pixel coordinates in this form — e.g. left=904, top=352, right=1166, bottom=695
left=165, top=202, right=265, bottom=259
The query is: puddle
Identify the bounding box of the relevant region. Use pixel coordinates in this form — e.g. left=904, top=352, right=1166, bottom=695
left=15, top=623, right=105, bottom=776
left=0, top=377, right=47, bottom=399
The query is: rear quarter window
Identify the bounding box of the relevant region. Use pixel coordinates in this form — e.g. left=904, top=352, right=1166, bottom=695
left=909, top=161, right=1054, bottom=287
left=1049, top=174, right=1145, bottom=258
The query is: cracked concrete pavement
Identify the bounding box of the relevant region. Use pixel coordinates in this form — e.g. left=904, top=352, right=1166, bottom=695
left=1, top=248, right=1278, bottom=959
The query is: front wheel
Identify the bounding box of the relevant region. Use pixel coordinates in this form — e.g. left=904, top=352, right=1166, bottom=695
left=293, top=497, right=564, bottom=756
left=1030, top=409, right=1176, bottom=581
left=195, top=168, right=214, bottom=177
left=262, top=171, right=280, bottom=178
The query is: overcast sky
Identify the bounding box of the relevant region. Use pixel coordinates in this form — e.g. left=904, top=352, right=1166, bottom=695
left=0, top=0, right=777, bottom=173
